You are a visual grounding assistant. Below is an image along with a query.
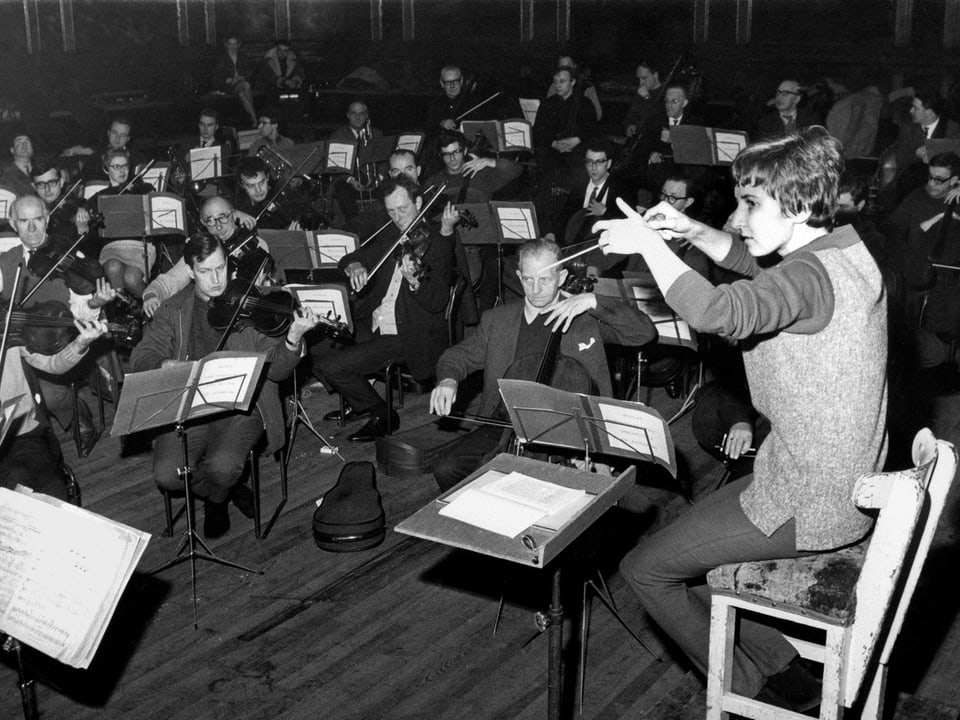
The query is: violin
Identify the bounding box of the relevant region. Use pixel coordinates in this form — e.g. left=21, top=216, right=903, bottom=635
left=365, top=184, right=448, bottom=281
left=207, top=279, right=353, bottom=343
left=224, top=226, right=276, bottom=282
left=1, top=299, right=141, bottom=354
left=27, top=234, right=103, bottom=296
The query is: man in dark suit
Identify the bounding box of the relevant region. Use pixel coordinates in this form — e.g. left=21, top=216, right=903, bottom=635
left=638, top=81, right=702, bottom=193
left=557, top=137, right=629, bottom=244
left=754, top=80, right=818, bottom=142
left=892, top=87, right=960, bottom=200
left=329, top=101, right=384, bottom=220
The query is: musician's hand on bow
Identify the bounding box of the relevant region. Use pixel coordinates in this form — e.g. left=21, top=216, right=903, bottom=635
left=544, top=292, right=597, bottom=332
left=286, top=219, right=302, bottom=231
left=440, top=201, right=458, bottom=235
left=143, top=296, right=161, bottom=318
left=648, top=151, right=664, bottom=164
left=461, top=154, right=494, bottom=178
left=345, top=261, right=369, bottom=292
left=429, top=379, right=458, bottom=416
left=235, top=210, right=256, bottom=229
left=88, top=278, right=118, bottom=309
left=287, top=306, right=320, bottom=345
left=593, top=198, right=663, bottom=255
left=724, top=422, right=754, bottom=461
left=73, top=318, right=109, bottom=349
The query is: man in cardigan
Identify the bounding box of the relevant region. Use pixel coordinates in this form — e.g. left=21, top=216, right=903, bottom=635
left=600, top=128, right=887, bottom=712
left=428, top=238, right=656, bottom=491
left=130, top=234, right=319, bottom=538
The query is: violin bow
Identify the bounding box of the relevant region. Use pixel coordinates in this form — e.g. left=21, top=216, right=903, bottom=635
left=17, top=232, right=90, bottom=308
left=254, top=146, right=321, bottom=224
left=117, top=159, right=156, bottom=195
left=367, top=183, right=448, bottom=279
left=49, top=178, right=85, bottom=217
left=0, top=263, right=25, bottom=387
left=214, top=255, right=271, bottom=352
left=454, top=92, right=502, bottom=123
left=358, top=185, right=437, bottom=248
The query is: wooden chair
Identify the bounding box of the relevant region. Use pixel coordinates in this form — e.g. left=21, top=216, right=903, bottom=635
left=705, top=428, right=957, bottom=720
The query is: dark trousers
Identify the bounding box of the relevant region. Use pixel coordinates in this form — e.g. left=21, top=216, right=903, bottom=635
left=432, top=425, right=507, bottom=491
left=0, top=427, right=68, bottom=501
left=153, top=412, right=264, bottom=504
left=618, top=477, right=801, bottom=697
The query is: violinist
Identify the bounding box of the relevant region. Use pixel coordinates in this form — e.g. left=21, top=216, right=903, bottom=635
left=141, top=196, right=273, bottom=317
left=428, top=238, right=656, bottom=491
left=30, top=161, right=93, bottom=251
left=1, top=317, right=110, bottom=500
left=233, top=156, right=300, bottom=230
left=130, top=234, right=319, bottom=539
left=314, top=175, right=456, bottom=442
left=92, top=149, right=156, bottom=298
left=427, top=65, right=474, bottom=133
left=3, top=195, right=117, bottom=456
left=426, top=130, right=522, bottom=203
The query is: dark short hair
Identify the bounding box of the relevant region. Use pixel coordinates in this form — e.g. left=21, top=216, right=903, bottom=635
left=110, top=115, right=132, bottom=131
left=914, top=87, right=946, bottom=118
left=259, top=107, right=280, bottom=125
left=380, top=174, right=421, bottom=203
left=102, top=148, right=130, bottom=171
left=437, top=130, right=468, bottom=154
left=731, top=126, right=844, bottom=228
left=664, top=80, right=688, bottom=97
left=637, top=59, right=660, bottom=76
left=237, top=156, right=270, bottom=180
left=199, top=108, right=219, bottom=123
left=929, top=151, right=960, bottom=178
left=554, top=66, right=578, bottom=84
left=30, top=159, right=59, bottom=181
left=838, top=171, right=870, bottom=205
left=184, top=233, right=225, bottom=268
left=583, top=137, right=613, bottom=159
left=663, top=170, right=701, bottom=200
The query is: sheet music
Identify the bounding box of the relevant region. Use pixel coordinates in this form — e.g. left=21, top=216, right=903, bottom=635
left=713, top=130, right=748, bottom=163
left=141, top=164, right=170, bottom=193
left=286, top=285, right=351, bottom=329
left=191, top=355, right=260, bottom=409
left=502, top=120, right=532, bottom=151
left=519, top=98, right=540, bottom=126
left=83, top=181, right=109, bottom=200
left=496, top=206, right=538, bottom=241
left=596, top=402, right=671, bottom=461
left=189, top=146, right=222, bottom=180
left=395, top=134, right=423, bottom=154
left=326, top=141, right=355, bottom=172
left=149, top=194, right=186, bottom=234
left=313, top=230, right=358, bottom=266
left=0, top=190, right=15, bottom=219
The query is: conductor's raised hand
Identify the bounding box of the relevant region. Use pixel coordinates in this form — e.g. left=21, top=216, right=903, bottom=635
left=593, top=197, right=661, bottom=255
left=544, top=292, right=597, bottom=333
left=642, top=201, right=697, bottom=240
left=429, top=379, right=458, bottom=416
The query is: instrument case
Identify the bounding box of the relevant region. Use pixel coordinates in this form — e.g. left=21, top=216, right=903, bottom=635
left=312, top=462, right=385, bottom=552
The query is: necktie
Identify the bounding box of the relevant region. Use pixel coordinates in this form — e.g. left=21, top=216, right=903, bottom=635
left=588, top=186, right=599, bottom=205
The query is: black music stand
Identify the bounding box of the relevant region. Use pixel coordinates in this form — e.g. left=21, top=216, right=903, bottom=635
left=489, top=201, right=540, bottom=305
left=111, top=352, right=267, bottom=628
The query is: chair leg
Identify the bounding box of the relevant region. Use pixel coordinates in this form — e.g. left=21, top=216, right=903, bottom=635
left=71, top=382, right=82, bottom=456
left=706, top=597, right=736, bottom=720
left=820, top=626, right=846, bottom=720
left=859, top=663, right=887, bottom=720
left=249, top=449, right=262, bottom=539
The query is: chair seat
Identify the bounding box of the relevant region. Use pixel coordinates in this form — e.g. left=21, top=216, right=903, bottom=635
left=707, top=541, right=868, bottom=624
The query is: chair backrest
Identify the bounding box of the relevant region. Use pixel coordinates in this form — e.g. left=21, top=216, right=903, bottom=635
left=843, top=428, right=957, bottom=703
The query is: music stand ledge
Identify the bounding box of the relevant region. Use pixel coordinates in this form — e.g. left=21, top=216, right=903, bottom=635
left=396, top=453, right=636, bottom=720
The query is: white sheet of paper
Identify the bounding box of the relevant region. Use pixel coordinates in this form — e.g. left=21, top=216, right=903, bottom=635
left=288, top=286, right=347, bottom=322
left=149, top=195, right=186, bottom=233
left=597, top=402, right=670, bottom=461
left=395, top=134, right=423, bottom=154
left=439, top=488, right=546, bottom=538
left=519, top=98, right=540, bottom=126
left=503, top=121, right=532, bottom=150
left=191, top=355, right=259, bottom=408
left=713, top=130, right=748, bottom=163
left=497, top=207, right=537, bottom=240
left=313, top=231, right=357, bottom=265
left=326, top=142, right=355, bottom=171
left=189, top=146, right=222, bottom=180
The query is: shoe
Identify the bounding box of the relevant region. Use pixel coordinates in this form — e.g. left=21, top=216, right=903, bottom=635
left=348, top=411, right=400, bottom=442
left=760, top=657, right=822, bottom=713
left=323, top=404, right=371, bottom=423
left=203, top=500, right=231, bottom=539
left=230, top=483, right=256, bottom=519
left=77, top=408, right=101, bottom=458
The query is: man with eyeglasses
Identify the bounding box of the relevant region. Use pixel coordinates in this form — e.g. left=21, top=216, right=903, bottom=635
left=755, top=80, right=817, bottom=141
left=426, top=130, right=522, bottom=203
left=427, top=65, right=474, bottom=133
left=247, top=109, right=294, bottom=158
left=141, top=196, right=273, bottom=317
left=891, top=87, right=960, bottom=198
left=549, top=137, right=628, bottom=244
left=30, top=160, right=91, bottom=244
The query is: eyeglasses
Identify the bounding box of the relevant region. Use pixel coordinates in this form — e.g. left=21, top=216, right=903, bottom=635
left=660, top=192, right=689, bottom=203
left=665, top=98, right=685, bottom=106
left=33, top=179, right=60, bottom=190
left=202, top=213, right=234, bottom=226
left=441, top=148, right=464, bottom=159
left=442, top=77, right=463, bottom=86
left=108, top=164, right=129, bottom=171
left=776, top=89, right=801, bottom=97
left=928, top=174, right=954, bottom=185
left=584, top=158, right=608, bottom=166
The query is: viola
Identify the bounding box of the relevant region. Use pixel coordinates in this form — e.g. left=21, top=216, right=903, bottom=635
left=27, top=234, right=103, bottom=296
left=2, top=299, right=141, bottom=354
left=224, top=227, right=276, bottom=281
left=207, top=279, right=353, bottom=343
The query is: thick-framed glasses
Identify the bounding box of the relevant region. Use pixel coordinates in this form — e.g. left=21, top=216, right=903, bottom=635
left=441, top=148, right=464, bottom=159
left=33, top=179, right=60, bottom=191
left=108, top=164, right=129, bottom=171
left=928, top=174, right=954, bottom=185
left=442, top=78, right=463, bottom=87
left=776, top=89, right=801, bottom=97
left=584, top=158, right=608, bottom=167
left=660, top=192, right=689, bottom=203
left=202, top=212, right=234, bottom=227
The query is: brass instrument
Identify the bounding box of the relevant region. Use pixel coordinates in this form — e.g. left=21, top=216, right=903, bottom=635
left=256, top=145, right=294, bottom=181
left=354, top=119, right=380, bottom=213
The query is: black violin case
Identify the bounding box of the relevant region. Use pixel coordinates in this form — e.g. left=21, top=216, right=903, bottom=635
left=375, top=431, right=469, bottom=478
left=312, top=462, right=385, bottom=552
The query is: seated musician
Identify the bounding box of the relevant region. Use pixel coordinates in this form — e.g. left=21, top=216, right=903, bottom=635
left=427, top=65, right=474, bottom=133
left=233, top=156, right=301, bottom=230
left=342, top=149, right=422, bottom=240
left=0, top=319, right=109, bottom=500
left=77, top=116, right=138, bottom=182
left=426, top=130, right=522, bottom=203
left=4, top=195, right=117, bottom=456
left=636, top=81, right=702, bottom=193
left=314, top=175, right=456, bottom=441
left=330, top=101, right=384, bottom=221
left=30, top=160, right=92, bottom=246
left=0, top=134, right=35, bottom=197
left=130, top=234, right=319, bottom=538
left=142, top=196, right=272, bottom=317
left=92, top=149, right=156, bottom=298
left=600, top=127, right=887, bottom=711
left=247, top=109, right=294, bottom=157
left=428, top=238, right=656, bottom=491
left=212, top=35, right=258, bottom=128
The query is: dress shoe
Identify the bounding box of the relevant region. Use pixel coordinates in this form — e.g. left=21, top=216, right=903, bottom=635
left=323, top=404, right=372, bottom=423
left=203, top=500, right=231, bottom=539
left=759, top=657, right=822, bottom=713
left=348, top=411, right=400, bottom=442
left=230, top=483, right=256, bottom=519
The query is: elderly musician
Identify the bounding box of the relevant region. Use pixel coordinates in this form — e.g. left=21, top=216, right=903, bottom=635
left=130, top=234, right=319, bottom=538
left=429, top=238, right=656, bottom=491
left=315, top=175, right=456, bottom=442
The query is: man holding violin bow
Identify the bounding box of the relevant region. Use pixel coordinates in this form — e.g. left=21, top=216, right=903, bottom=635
left=130, top=233, right=320, bottom=539
left=314, top=175, right=457, bottom=442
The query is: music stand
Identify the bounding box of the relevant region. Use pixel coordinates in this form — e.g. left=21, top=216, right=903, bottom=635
left=111, top=352, right=267, bottom=628
left=490, top=201, right=541, bottom=305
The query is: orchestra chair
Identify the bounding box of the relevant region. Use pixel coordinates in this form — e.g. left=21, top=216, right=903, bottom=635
left=705, top=429, right=956, bottom=720
left=161, top=440, right=289, bottom=540
left=69, top=347, right=123, bottom=456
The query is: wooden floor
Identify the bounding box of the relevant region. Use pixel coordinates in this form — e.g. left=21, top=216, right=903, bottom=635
left=1, top=372, right=959, bottom=720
